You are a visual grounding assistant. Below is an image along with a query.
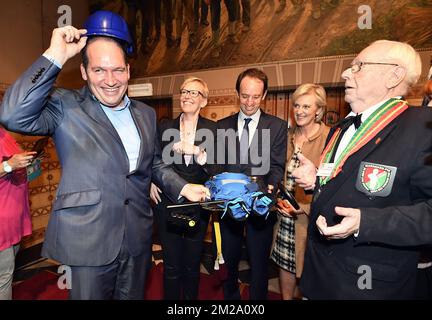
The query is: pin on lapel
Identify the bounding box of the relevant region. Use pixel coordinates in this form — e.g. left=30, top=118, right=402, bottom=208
left=375, top=137, right=381, bottom=145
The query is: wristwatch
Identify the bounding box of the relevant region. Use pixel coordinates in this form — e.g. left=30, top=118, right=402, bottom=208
left=2, top=160, right=12, bottom=173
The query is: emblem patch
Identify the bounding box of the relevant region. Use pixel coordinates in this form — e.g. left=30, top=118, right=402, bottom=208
left=356, top=162, right=397, bottom=197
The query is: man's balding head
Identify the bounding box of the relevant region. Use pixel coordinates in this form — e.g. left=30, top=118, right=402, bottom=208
left=370, top=40, right=421, bottom=90
left=342, top=40, right=421, bottom=113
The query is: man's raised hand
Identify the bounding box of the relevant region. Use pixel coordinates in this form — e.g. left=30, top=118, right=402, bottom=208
left=44, top=26, right=87, bottom=66
left=292, top=153, right=317, bottom=191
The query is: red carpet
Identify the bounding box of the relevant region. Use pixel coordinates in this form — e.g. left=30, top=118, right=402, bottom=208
left=13, top=264, right=281, bottom=300
left=144, top=263, right=226, bottom=300
left=12, top=270, right=68, bottom=300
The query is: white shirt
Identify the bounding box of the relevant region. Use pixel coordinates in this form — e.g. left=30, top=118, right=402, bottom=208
left=237, top=109, right=261, bottom=145
left=333, top=98, right=394, bottom=162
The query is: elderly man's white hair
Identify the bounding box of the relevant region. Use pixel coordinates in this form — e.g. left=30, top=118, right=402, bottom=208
left=371, top=40, right=422, bottom=89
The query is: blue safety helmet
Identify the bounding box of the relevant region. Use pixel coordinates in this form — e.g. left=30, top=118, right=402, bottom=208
left=84, top=10, right=134, bottom=55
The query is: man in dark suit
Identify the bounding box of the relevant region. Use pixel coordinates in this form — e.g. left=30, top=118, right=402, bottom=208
left=0, top=11, right=209, bottom=300
left=293, top=40, right=432, bottom=299
left=216, top=68, right=287, bottom=299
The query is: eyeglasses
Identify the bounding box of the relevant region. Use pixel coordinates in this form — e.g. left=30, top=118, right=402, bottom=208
left=349, top=61, right=399, bottom=73
left=180, top=89, right=205, bottom=98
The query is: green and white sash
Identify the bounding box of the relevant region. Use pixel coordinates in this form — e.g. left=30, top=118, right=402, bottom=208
left=319, top=98, right=408, bottom=186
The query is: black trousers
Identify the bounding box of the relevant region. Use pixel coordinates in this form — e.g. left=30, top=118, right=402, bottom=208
left=415, top=266, right=432, bottom=300
left=155, top=196, right=210, bottom=300
left=194, top=0, right=209, bottom=26
left=220, top=213, right=276, bottom=300
left=210, top=0, right=238, bottom=31
left=234, top=0, right=251, bottom=26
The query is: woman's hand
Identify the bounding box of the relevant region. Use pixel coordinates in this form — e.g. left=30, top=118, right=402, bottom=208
left=7, top=151, right=37, bottom=170
left=172, top=141, right=199, bottom=155
left=276, top=199, right=304, bottom=217
left=150, top=183, right=162, bottom=204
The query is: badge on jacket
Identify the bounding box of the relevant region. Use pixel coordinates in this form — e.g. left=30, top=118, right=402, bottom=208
left=355, top=161, right=397, bottom=197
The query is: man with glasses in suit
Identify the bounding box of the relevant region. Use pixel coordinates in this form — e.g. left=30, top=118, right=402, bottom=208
left=293, top=40, right=432, bottom=299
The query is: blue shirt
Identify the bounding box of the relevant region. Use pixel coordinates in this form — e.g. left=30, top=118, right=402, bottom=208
left=100, top=96, right=141, bottom=172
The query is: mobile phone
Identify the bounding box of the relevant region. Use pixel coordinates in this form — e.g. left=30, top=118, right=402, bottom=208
left=278, top=182, right=300, bottom=210
left=31, top=137, right=49, bottom=158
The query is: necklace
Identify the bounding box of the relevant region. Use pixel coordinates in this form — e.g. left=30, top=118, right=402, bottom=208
left=180, top=113, right=198, bottom=142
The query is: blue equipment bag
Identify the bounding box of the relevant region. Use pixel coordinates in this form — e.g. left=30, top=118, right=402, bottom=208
left=205, top=173, right=274, bottom=221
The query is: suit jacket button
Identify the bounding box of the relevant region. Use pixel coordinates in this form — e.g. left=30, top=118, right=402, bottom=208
left=124, top=199, right=130, bottom=205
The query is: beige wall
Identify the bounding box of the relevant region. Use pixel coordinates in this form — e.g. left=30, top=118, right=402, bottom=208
left=0, top=0, right=88, bottom=248
left=0, top=0, right=88, bottom=88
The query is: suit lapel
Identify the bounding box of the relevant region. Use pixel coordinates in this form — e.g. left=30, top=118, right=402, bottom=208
left=195, top=115, right=208, bottom=146
left=314, top=121, right=398, bottom=209
left=172, top=115, right=181, bottom=142
left=129, top=101, right=149, bottom=171
left=79, top=87, right=123, bottom=145
left=325, top=126, right=338, bottom=147
left=233, top=113, right=242, bottom=164
left=195, top=115, right=204, bottom=142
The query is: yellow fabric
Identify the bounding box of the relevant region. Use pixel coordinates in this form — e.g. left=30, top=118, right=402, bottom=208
left=214, top=220, right=222, bottom=258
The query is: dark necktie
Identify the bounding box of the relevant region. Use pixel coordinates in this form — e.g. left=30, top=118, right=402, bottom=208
left=329, top=114, right=362, bottom=163
left=240, top=118, right=252, bottom=164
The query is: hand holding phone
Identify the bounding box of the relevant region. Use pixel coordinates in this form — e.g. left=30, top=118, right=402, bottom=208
left=31, top=137, right=49, bottom=159
left=278, top=182, right=300, bottom=210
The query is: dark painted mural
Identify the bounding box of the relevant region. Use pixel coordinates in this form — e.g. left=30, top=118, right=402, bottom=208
left=89, top=0, right=432, bottom=77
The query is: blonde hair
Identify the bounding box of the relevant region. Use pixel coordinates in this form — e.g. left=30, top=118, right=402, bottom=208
left=181, top=77, right=209, bottom=98
left=292, top=83, right=327, bottom=122
left=371, top=40, right=422, bottom=89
